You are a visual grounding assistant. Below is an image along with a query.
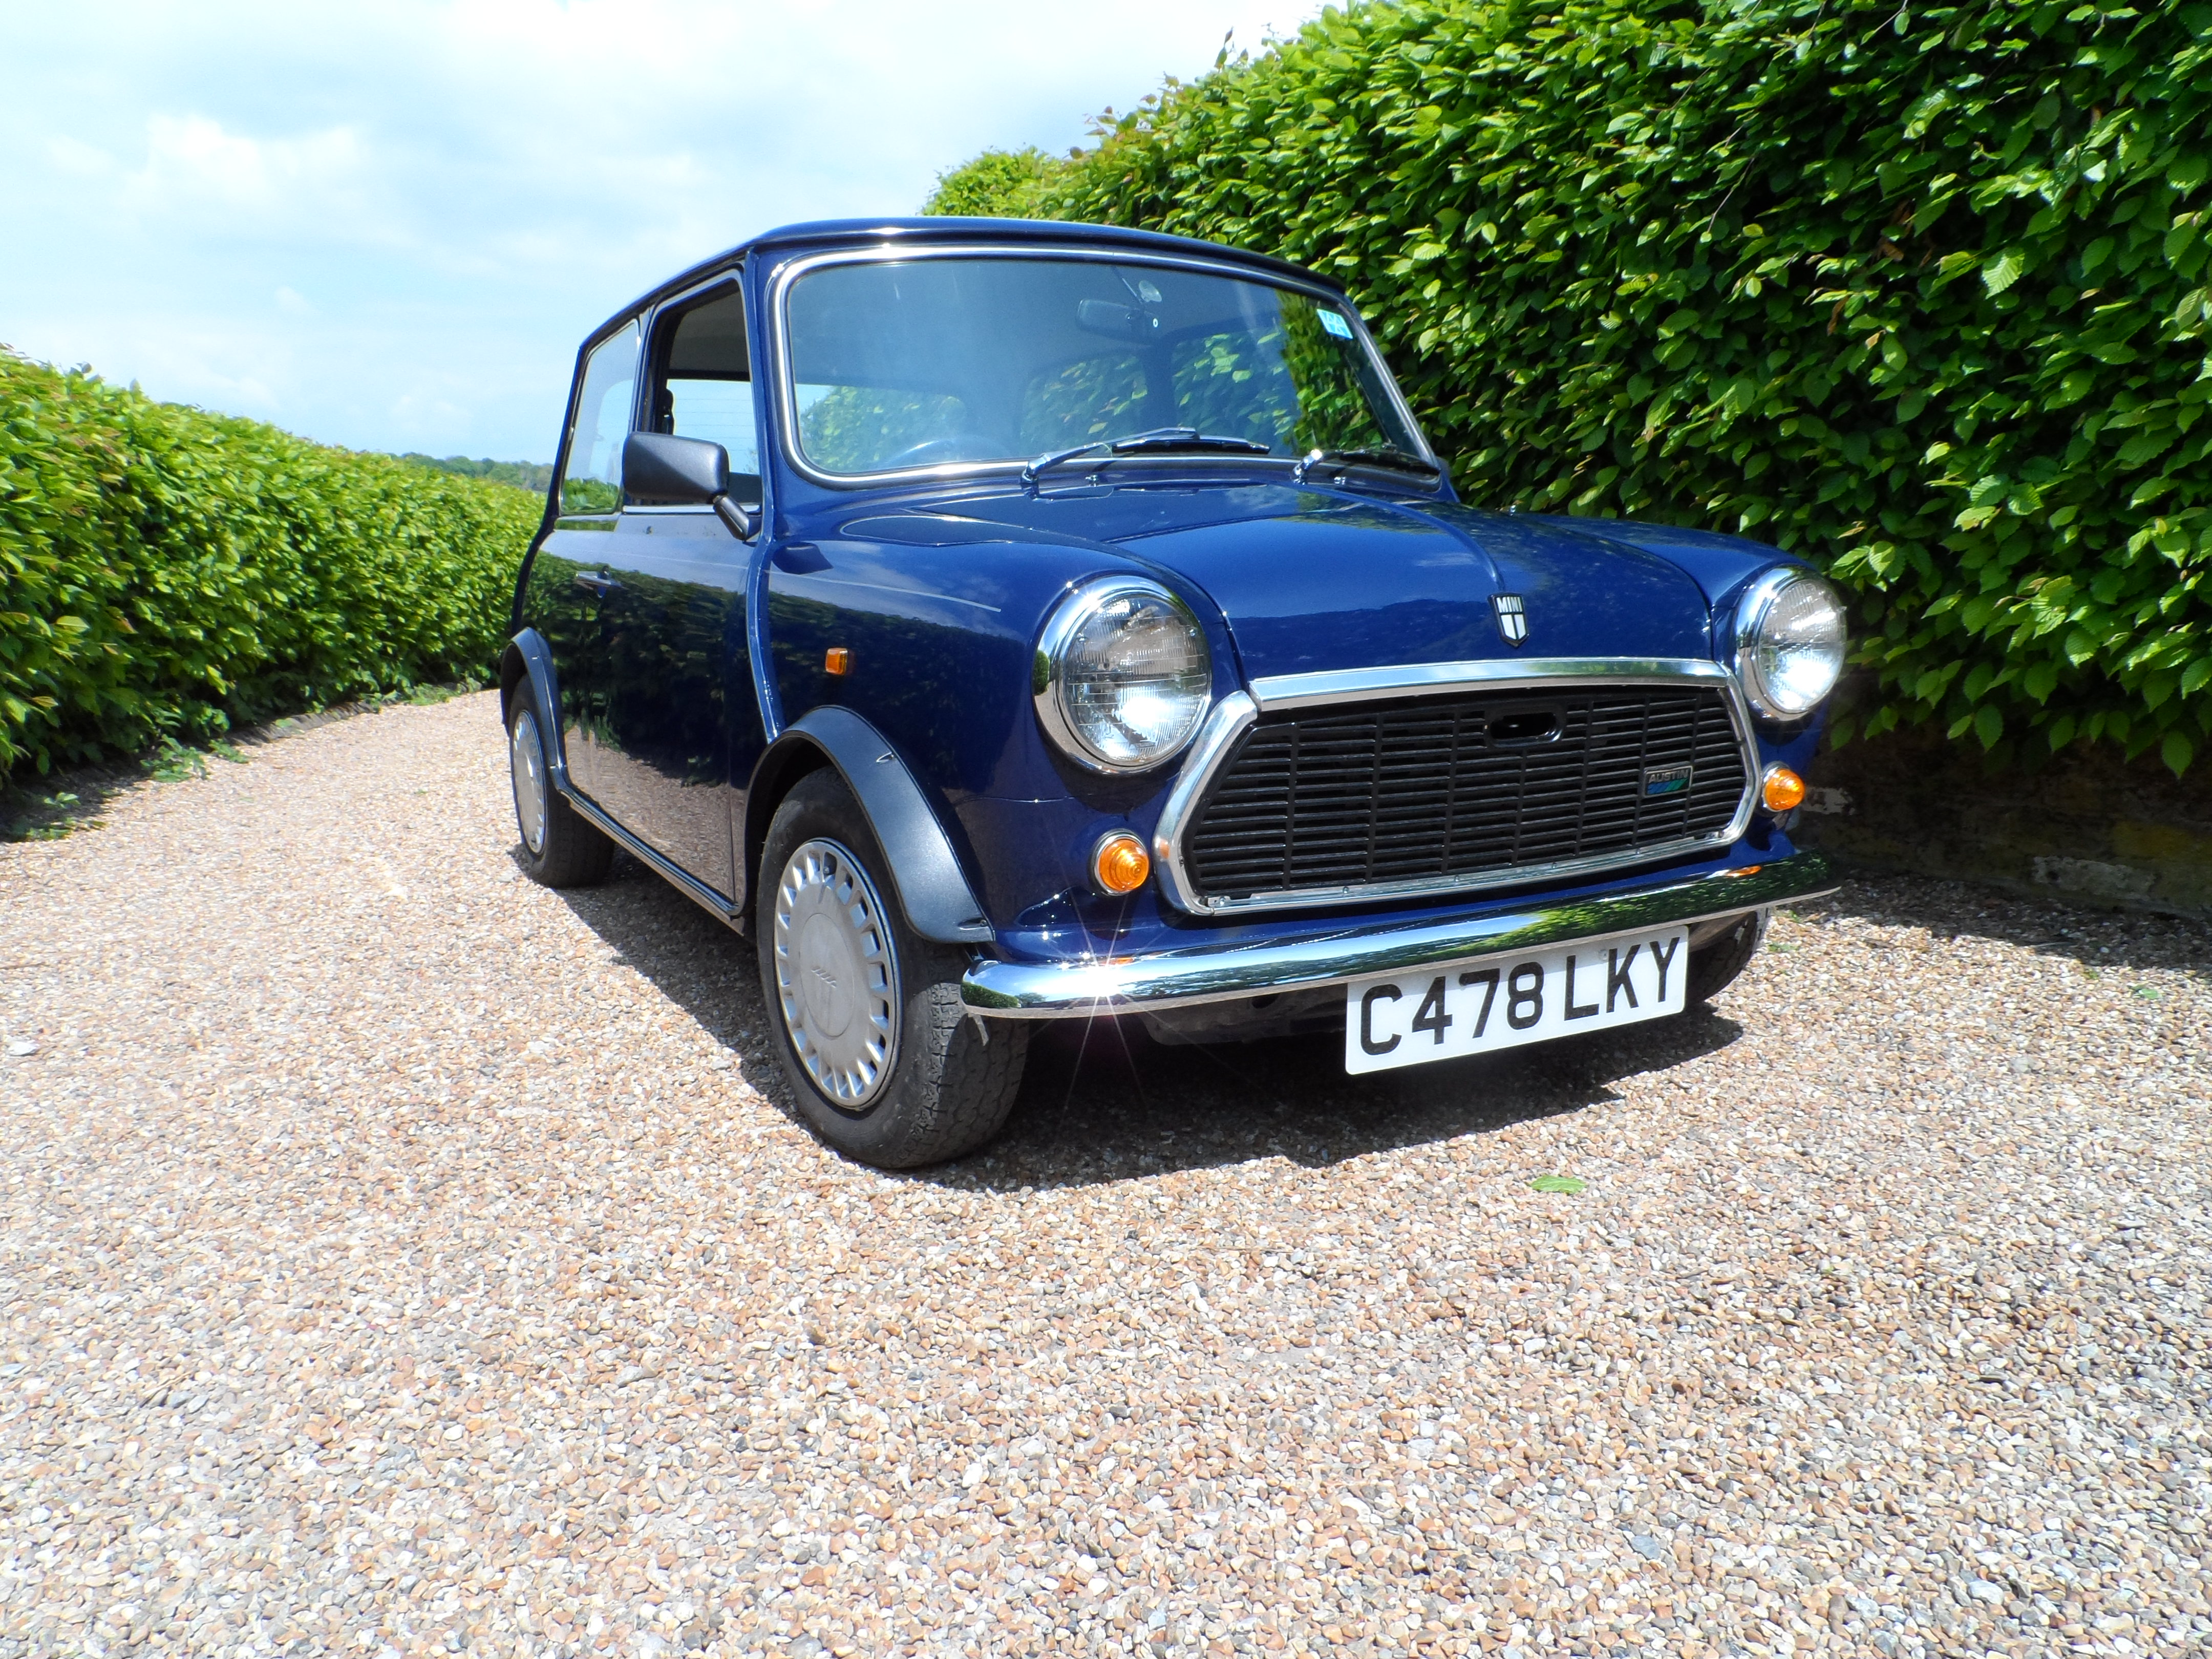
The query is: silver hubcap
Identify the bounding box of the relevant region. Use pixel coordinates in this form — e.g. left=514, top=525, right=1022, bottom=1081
left=772, top=839, right=900, bottom=1109
left=509, top=709, right=548, bottom=856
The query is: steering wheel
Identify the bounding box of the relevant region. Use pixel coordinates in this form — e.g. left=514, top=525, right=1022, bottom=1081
left=882, top=435, right=999, bottom=469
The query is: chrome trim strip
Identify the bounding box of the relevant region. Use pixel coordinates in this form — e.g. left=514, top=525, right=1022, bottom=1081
left=1250, top=655, right=1733, bottom=711
left=560, top=782, right=742, bottom=930
left=962, top=852, right=1836, bottom=1017
left=1150, top=691, right=1260, bottom=914
left=764, top=243, right=1437, bottom=491
left=1151, top=659, right=1763, bottom=917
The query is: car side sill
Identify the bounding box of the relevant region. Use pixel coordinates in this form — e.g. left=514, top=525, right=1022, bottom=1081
left=561, top=784, right=745, bottom=932
left=962, top=850, right=1835, bottom=1018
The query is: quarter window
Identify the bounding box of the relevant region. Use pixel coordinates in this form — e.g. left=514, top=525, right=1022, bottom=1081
left=560, top=322, right=640, bottom=515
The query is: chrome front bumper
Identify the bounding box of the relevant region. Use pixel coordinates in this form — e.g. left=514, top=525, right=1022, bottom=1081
left=961, top=850, right=1835, bottom=1018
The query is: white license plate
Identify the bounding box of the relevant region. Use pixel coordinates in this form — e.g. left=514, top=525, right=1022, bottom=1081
left=1343, top=927, right=1688, bottom=1074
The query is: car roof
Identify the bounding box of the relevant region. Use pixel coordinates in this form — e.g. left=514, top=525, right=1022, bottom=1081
left=585, top=217, right=1344, bottom=347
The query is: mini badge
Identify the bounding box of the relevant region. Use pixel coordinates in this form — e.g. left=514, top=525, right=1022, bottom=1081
left=1643, top=763, right=1693, bottom=798
left=1492, top=593, right=1528, bottom=647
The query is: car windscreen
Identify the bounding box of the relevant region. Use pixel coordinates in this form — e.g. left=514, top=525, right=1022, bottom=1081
left=781, top=256, right=1422, bottom=477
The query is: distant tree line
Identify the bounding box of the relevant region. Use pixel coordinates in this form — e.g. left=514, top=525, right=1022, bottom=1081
left=399, top=454, right=554, bottom=497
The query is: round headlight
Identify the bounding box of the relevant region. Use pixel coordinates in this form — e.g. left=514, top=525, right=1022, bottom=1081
left=1034, top=579, right=1211, bottom=772
left=1735, top=569, right=1846, bottom=719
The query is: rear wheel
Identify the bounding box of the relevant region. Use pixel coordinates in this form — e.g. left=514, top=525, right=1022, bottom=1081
left=1685, top=910, right=1768, bottom=1005
left=507, top=694, right=613, bottom=888
left=757, top=770, right=1027, bottom=1168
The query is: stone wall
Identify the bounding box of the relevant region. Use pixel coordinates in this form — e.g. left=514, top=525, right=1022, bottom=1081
left=1798, top=726, right=2212, bottom=918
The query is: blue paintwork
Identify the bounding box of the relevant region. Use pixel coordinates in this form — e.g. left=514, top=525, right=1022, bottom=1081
left=509, top=220, right=1835, bottom=978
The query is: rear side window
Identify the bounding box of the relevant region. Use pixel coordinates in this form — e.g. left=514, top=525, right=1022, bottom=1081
left=651, top=287, right=760, bottom=502
left=560, top=322, right=639, bottom=515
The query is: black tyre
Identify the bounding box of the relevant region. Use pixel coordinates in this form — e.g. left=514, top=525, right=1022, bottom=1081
left=757, top=770, right=1028, bottom=1168
left=1685, top=909, right=1768, bottom=1005
left=506, top=693, right=614, bottom=888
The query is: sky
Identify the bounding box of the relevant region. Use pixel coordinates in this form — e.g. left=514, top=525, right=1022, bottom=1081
left=1, top=0, right=1319, bottom=464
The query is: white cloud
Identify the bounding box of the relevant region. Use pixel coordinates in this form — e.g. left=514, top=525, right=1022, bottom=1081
left=45, top=134, right=113, bottom=178
left=125, top=115, right=360, bottom=215
left=1, top=0, right=1318, bottom=460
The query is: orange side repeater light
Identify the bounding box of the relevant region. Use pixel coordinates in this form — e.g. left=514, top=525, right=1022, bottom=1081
left=824, top=646, right=851, bottom=676
left=1092, top=831, right=1151, bottom=896
left=1761, top=764, right=1806, bottom=813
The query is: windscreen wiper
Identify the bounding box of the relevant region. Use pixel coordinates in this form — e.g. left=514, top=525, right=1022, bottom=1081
left=1022, top=427, right=1272, bottom=484
left=1291, top=445, right=1444, bottom=484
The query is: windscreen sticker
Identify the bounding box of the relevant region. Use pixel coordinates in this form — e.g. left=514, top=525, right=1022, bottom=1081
left=1318, top=310, right=1354, bottom=339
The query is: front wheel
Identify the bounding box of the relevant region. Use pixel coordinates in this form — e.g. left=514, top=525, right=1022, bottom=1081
left=757, top=770, right=1027, bottom=1168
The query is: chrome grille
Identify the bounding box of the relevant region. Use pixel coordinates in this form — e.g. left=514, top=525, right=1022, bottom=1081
left=1181, top=683, right=1749, bottom=904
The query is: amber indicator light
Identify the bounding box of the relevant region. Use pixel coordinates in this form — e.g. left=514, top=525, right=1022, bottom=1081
left=1091, top=831, right=1151, bottom=896
left=1761, top=764, right=1806, bottom=812
left=824, top=647, right=851, bottom=676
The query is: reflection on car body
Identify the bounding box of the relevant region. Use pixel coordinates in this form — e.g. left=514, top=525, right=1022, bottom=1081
left=500, top=218, right=1845, bottom=1168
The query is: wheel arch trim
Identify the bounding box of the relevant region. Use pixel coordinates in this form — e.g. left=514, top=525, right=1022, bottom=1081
left=743, top=708, right=994, bottom=945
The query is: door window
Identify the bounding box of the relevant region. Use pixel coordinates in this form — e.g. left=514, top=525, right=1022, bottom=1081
left=561, top=322, right=640, bottom=515
left=651, top=288, right=761, bottom=501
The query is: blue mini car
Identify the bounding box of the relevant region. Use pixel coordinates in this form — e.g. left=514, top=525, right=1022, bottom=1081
left=502, top=218, right=1843, bottom=1167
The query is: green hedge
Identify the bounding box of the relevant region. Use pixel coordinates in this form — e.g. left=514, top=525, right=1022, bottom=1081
left=0, top=352, right=543, bottom=778
left=926, top=147, right=1067, bottom=219
left=973, top=0, right=2212, bottom=773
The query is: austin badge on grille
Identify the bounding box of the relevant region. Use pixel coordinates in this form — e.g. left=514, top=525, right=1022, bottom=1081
left=1492, top=593, right=1528, bottom=646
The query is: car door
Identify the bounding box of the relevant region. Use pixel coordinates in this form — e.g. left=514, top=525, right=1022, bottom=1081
left=528, top=317, right=641, bottom=800
left=581, top=280, right=768, bottom=903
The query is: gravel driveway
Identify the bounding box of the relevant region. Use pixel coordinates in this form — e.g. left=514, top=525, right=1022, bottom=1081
left=4, top=690, right=2209, bottom=1659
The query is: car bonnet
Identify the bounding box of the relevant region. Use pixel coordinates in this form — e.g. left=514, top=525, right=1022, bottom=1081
left=945, top=484, right=1717, bottom=680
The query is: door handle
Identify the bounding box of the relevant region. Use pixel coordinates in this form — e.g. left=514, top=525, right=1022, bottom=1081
left=572, top=571, right=623, bottom=597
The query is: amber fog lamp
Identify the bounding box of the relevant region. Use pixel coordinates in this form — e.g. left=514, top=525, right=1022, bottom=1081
left=1762, top=765, right=1807, bottom=813
left=1091, top=831, right=1152, bottom=896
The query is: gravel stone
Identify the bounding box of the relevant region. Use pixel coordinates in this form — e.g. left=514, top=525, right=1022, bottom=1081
left=3, top=689, right=2210, bottom=1658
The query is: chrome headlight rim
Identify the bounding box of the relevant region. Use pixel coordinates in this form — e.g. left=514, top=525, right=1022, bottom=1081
left=1733, top=567, right=1846, bottom=721
left=1033, top=577, right=1213, bottom=774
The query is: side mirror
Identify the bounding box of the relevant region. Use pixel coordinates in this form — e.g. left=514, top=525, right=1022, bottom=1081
left=623, top=431, right=727, bottom=504
left=621, top=430, right=758, bottom=539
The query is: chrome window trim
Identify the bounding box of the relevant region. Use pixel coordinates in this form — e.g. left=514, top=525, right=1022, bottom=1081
left=1150, top=658, right=1762, bottom=917
left=765, top=243, right=1436, bottom=491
